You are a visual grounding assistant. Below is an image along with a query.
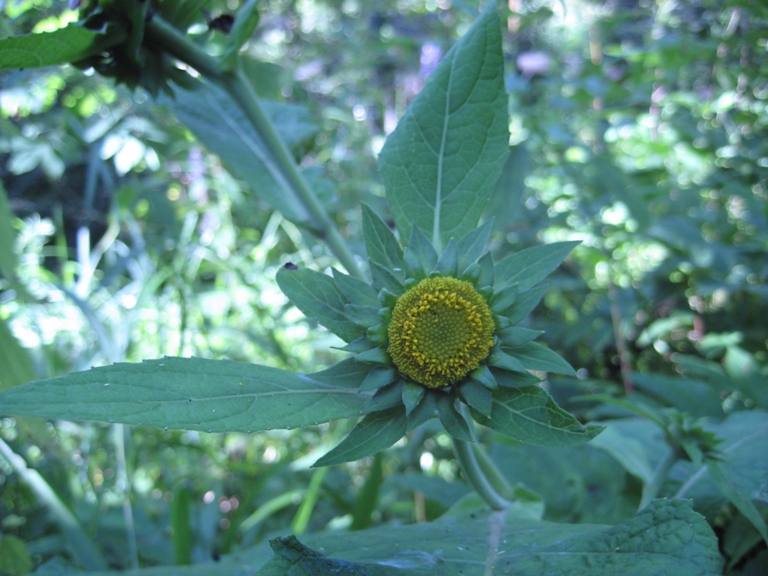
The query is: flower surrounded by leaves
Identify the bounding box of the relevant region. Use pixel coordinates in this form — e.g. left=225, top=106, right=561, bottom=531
left=277, top=207, right=600, bottom=467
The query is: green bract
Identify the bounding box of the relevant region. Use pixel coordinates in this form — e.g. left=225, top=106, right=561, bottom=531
left=277, top=208, right=602, bottom=466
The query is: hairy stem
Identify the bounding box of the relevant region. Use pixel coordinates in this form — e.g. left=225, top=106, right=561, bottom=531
left=144, top=16, right=364, bottom=280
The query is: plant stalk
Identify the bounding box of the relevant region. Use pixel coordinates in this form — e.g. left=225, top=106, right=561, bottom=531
left=639, top=446, right=678, bottom=510
left=453, top=439, right=510, bottom=511
left=144, top=16, right=364, bottom=280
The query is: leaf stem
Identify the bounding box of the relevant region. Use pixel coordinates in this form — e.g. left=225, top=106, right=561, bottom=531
left=144, top=16, right=364, bottom=280
left=453, top=439, right=510, bottom=511
left=639, top=446, right=678, bottom=510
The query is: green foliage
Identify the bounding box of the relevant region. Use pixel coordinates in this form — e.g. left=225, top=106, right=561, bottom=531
left=0, top=357, right=367, bottom=432
left=1, top=0, right=766, bottom=573
left=378, top=3, right=509, bottom=251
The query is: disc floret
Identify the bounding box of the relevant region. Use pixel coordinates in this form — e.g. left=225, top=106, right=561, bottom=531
left=387, top=277, right=495, bottom=388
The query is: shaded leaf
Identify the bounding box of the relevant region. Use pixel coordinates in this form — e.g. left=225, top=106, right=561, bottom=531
left=475, top=387, right=603, bottom=447
left=458, top=379, right=493, bottom=418
left=0, top=358, right=366, bottom=432
left=255, top=498, right=721, bottom=576
left=436, top=395, right=473, bottom=441
left=0, top=317, right=35, bottom=390
left=314, top=406, right=407, bottom=467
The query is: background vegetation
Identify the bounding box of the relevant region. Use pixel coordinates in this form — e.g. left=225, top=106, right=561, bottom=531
left=0, top=0, right=766, bottom=574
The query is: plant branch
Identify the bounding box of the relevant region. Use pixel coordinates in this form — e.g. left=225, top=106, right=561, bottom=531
left=144, top=16, right=364, bottom=280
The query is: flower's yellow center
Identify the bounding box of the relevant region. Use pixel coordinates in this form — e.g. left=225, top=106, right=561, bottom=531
left=387, top=277, right=495, bottom=388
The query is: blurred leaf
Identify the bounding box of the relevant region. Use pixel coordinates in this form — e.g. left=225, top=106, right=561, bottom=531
left=708, top=461, right=768, bottom=547
left=474, top=387, right=603, bottom=447
left=378, top=3, right=509, bottom=249
left=170, top=483, right=192, bottom=565
left=673, top=410, right=768, bottom=541
left=0, top=535, right=32, bottom=576
left=0, top=26, right=122, bottom=69
left=351, top=452, right=384, bottom=531
left=220, top=0, right=260, bottom=71
left=162, top=80, right=318, bottom=224
left=276, top=266, right=364, bottom=343
left=0, top=184, right=18, bottom=279
left=630, top=372, right=724, bottom=418
left=589, top=423, right=653, bottom=484
left=0, top=317, right=35, bottom=390
left=0, top=358, right=366, bottom=432
left=314, top=406, right=406, bottom=467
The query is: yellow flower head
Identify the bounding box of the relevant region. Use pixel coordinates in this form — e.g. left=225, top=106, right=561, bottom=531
left=387, top=277, right=495, bottom=388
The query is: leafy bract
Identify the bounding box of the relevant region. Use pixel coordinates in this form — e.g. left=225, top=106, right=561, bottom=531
left=378, top=3, right=509, bottom=250
left=0, top=358, right=366, bottom=432
left=362, top=205, right=405, bottom=273
left=0, top=26, right=121, bottom=70
left=276, top=265, right=363, bottom=342
left=314, top=406, right=407, bottom=467
left=494, top=241, right=580, bottom=291
left=475, top=387, right=603, bottom=447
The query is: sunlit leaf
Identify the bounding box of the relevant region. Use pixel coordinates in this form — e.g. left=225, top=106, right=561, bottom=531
left=0, top=26, right=122, bottom=70
left=379, top=4, right=508, bottom=250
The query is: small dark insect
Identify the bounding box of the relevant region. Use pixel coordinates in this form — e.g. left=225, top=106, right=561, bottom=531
left=207, top=13, right=235, bottom=34
left=283, top=262, right=299, bottom=270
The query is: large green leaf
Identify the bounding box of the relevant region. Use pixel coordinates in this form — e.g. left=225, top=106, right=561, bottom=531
left=378, top=3, right=509, bottom=250
left=0, top=26, right=122, bottom=70
left=41, top=497, right=721, bottom=576
left=475, top=387, right=603, bottom=447
left=276, top=265, right=363, bottom=343
left=252, top=497, right=720, bottom=576
left=163, top=80, right=320, bottom=224
left=0, top=358, right=366, bottom=432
